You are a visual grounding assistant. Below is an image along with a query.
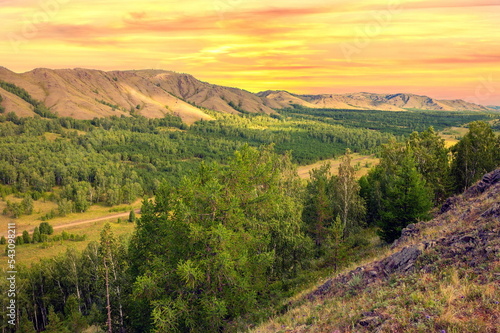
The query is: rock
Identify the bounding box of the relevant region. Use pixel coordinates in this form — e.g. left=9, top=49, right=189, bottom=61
left=382, top=244, right=424, bottom=274
left=440, top=196, right=460, bottom=214
left=464, top=169, right=500, bottom=198
left=481, top=203, right=500, bottom=218
left=460, top=235, right=476, bottom=243
left=356, top=311, right=385, bottom=329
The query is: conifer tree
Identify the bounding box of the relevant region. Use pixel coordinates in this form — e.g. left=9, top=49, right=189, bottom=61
left=32, top=227, right=41, bottom=243
left=362, top=141, right=433, bottom=243
left=44, top=306, right=70, bottom=333
left=22, top=230, right=30, bottom=244
left=128, top=210, right=136, bottom=223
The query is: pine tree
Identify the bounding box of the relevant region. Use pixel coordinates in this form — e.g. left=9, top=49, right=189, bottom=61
left=22, top=230, right=30, bottom=244
left=17, top=310, right=36, bottom=333
left=39, top=222, right=53, bottom=235
left=130, top=145, right=312, bottom=332
left=362, top=141, right=433, bottom=243
left=128, top=210, right=136, bottom=223
left=44, top=306, right=70, bottom=333
left=377, top=150, right=433, bottom=243
left=32, top=227, right=41, bottom=243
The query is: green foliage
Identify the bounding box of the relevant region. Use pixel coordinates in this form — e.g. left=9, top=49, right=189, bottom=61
left=128, top=209, right=136, bottom=222
left=302, top=163, right=335, bottom=253
left=0, top=236, right=5, bottom=245
left=303, top=150, right=365, bottom=255
left=333, top=149, right=366, bottom=238
left=64, top=295, right=88, bottom=333
left=0, top=80, right=57, bottom=118
left=22, top=230, right=30, bottom=244
left=362, top=141, right=433, bottom=243
left=0, top=109, right=493, bottom=214
left=0, top=80, right=39, bottom=106
left=280, top=107, right=495, bottom=136
left=17, top=310, right=36, bottom=333
left=451, top=121, right=500, bottom=191
left=32, top=226, right=41, bottom=243
left=0, top=93, right=4, bottom=114
left=96, top=98, right=120, bottom=110
left=3, top=195, right=33, bottom=218
left=39, top=221, right=54, bottom=235
left=3, top=106, right=500, bottom=332
left=408, top=127, right=452, bottom=204
left=44, top=306, right=71, bottom=333
left=130, top=145, right=312, bottom=332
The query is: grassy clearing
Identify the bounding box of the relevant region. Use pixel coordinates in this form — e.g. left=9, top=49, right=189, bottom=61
left=438, top=126, right=468, bottom=148
left=5, top=217, right=136, bottom=266
left=0, top=196, right=142, bottom=236
left=297, top=154, right=380, bottom=179
left=0, top=196, right=142, bottom=265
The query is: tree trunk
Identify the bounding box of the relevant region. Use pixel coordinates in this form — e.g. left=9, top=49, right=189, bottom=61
left=104, top=260, right=112, bottom=333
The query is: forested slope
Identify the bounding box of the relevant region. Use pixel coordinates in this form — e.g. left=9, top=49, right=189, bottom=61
left=1, top=117, right=498, bottom=332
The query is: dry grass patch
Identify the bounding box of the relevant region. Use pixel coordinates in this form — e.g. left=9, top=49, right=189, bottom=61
left=9, top=218, right=136, bottom=266
left=297, top=154, right=380, bottom=179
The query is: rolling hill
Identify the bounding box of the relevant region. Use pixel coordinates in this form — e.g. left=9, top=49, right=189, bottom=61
left=258, top=90, right=491, bottom=112
left=0, top=67, right=492, bottom=124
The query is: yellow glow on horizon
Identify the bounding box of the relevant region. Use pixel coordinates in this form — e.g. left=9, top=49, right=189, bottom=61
left=0, top=0, right=499, bottom=104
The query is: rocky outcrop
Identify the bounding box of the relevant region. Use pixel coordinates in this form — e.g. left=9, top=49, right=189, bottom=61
left=464, top=168, right=500, bottom=198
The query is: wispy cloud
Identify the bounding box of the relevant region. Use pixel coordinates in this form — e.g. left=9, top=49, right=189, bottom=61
left=0, top=0, right=499, bottom=104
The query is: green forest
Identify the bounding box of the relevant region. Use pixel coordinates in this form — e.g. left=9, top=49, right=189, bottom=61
left=0, top=95, right=499, bottom=332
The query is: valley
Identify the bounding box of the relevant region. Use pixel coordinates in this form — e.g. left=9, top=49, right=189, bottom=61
left=0, top=69, right=499, bottom=333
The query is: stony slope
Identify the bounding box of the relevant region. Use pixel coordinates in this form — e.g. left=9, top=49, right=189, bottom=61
left=253, top=169, right=500, bottom=332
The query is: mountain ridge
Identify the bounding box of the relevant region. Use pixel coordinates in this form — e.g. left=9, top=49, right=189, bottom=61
left=0, top=67, right=492, bottom=123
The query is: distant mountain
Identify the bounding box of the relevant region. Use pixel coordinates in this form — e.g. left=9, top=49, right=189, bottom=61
left=0, top=67, right=492, bottom=123
left=487, top=105, right=500, bottom=111
left=258, top=90, right=491, bottom=112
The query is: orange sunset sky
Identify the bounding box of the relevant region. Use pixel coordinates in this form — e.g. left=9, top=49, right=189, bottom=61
left=1, top=0, right=499, bottom=105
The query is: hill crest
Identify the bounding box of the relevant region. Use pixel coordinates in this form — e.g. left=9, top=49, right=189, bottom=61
left=0, top=67, right=492, bottom=123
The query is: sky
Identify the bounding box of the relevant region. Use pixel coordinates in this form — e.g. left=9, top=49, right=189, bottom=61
left=0, top=0, right=499, bottom=105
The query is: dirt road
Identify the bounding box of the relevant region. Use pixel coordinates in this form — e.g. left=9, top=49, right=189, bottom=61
left=5, top=209, right=140, bottom=237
